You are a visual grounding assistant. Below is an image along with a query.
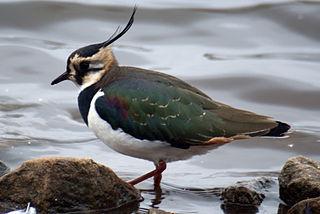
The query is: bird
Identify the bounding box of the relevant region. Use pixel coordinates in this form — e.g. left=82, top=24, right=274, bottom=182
left=51, top=8, right=290, bottom=188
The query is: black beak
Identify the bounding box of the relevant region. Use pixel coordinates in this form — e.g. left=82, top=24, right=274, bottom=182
left=51, top=72, right=69, bottom=85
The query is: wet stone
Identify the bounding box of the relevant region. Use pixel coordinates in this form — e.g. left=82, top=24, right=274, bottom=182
left=287, top=197, right=320, bottom=214
left=277, top=203, right=290, bottom=214
left=220, top=203, right=258, bottom=214
left=0, top=161, right=9, bottom=177
left=221, top=177, right=275, bottom=207
left=0, top=157, right=140, bottom=214
left=279, top=156, right=320, bottom=206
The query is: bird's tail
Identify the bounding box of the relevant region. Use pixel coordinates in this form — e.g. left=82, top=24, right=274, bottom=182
left=263, top=121, right=290, bottom=137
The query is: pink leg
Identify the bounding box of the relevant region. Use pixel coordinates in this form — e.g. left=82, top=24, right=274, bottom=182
left=128, top=160, right=167, bottom=187
left=153, top=161, right=166, bottom=187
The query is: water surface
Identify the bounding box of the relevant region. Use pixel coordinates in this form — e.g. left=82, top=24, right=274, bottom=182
left=0, top=0, right=320, bottom=213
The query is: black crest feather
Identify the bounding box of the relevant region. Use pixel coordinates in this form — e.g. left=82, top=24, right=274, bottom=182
left=102, top=6, right=137, bottom=47
left=69, top=6, right=137, bottom=58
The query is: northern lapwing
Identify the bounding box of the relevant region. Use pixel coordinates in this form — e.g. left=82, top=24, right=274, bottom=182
left=51, top=8, right=290, bottom=187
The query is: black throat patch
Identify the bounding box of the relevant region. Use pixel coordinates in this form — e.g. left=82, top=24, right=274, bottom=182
left=78, top=83, right=100, bottom=125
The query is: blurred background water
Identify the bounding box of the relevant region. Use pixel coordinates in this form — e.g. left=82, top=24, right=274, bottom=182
left=0, top=0, right=319, bottom=213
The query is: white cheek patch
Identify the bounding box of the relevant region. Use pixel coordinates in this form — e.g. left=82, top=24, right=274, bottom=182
left=80, top=71, right=104, bottom=90
left=89, top=62, right=104, bottom=70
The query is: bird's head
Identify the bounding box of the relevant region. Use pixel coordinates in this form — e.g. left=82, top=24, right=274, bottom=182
left=51, top=7, right=136, bottom=89
left=52, top=43, right=117, bottom=90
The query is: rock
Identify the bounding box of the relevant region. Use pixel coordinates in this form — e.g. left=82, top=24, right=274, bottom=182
left=222, top=185, right=264, bottom=206
left=277, top=203, right=290, bottom=214
left=279, top=156, right=320, bottom=206
left=287, top=197, right=320, bottom=214
left=0, top=161, right=9, bottom=177
left=220, top=204, right=258, bottom=214
left=0, top=157, right=140, bottom=213
left=221, top=177, right=274, bottom=207
left=148, top=208, right=175, bottom=214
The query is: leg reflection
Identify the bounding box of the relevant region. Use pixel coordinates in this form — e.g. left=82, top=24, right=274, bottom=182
left=151, top=185, right=164, bottom=207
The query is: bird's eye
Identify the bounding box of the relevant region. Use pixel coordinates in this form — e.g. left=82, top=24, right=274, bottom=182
left=79, top=61, right=90, bottom=71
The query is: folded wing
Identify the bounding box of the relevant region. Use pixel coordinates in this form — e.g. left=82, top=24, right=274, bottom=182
left=95, top=67, right=281, bottom=148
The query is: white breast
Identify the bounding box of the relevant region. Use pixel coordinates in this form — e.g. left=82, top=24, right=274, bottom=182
left=87, top=91, right=218, bottom=163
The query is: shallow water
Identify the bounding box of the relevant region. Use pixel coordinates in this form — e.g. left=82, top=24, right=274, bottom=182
left=0, top=0, right=320, bottom=213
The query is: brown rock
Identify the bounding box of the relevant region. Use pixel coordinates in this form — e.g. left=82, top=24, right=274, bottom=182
left=0, top=157, right=140, bottom=213
left=288, top=197, right=320, bottom=214
left=277, top=203, right=290, bottom=214
left=279, top=156, right=320, bottom=206
left=220, top=204, right=258, bottom=214
left=0, top=161, right=9, bottom=177
left=222, top=186, right=264, bottom=206
left=221, top=177, right=274, bottom=207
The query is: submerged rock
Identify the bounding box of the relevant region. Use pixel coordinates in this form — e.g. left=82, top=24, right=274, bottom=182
left=0, top=161, right=9, bottom=177
left=287, top=197, right=320, bottom=214
left=279, top=156, right=320, bottom=206
left=221, top=177, right=274, bottom=207
left=0, top=157, right=140, bottom=213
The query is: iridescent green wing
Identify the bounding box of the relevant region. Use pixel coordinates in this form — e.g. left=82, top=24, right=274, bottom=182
left=95, top=68, right=277, bottom=148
